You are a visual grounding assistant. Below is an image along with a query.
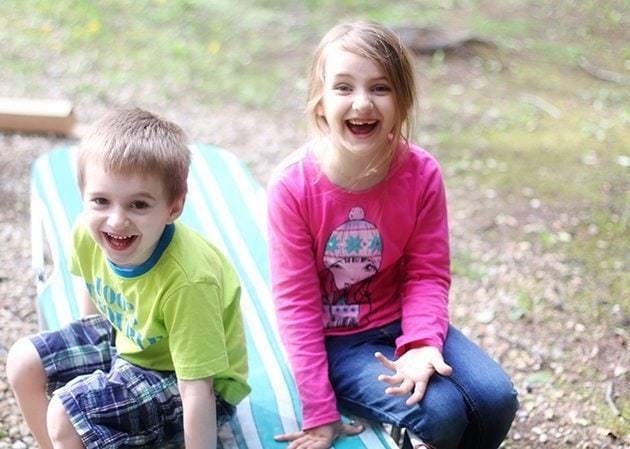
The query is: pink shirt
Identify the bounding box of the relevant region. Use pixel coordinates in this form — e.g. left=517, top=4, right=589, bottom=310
left=267, top=142, right=451, bottom=429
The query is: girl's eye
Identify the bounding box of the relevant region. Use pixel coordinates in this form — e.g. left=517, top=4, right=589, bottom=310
left=130, top=200, right=149, bottom=210
left=333, top=84, right=352, bottom=93
left=373, top=84, right=391, bottom=93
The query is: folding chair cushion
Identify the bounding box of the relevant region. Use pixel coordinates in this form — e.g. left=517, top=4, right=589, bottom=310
left=30, top=144, right=399, bottom=449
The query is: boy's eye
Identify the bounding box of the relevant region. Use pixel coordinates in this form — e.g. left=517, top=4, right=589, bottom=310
left=91, top=197, right=108, bottom=205
left=130, top=200, right=149, bottom=209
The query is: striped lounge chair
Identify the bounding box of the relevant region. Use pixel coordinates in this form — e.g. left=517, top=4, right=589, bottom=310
left=30, top=144, right=401, bottom=449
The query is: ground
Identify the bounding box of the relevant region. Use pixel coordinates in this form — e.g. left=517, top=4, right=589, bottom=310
left=0, top=1, right=628, bottom=448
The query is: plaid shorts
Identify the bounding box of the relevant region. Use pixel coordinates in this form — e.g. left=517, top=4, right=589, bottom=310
left=31, top=315, right=235, bottom=449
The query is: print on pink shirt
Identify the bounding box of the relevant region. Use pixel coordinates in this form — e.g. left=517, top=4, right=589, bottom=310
left=321, top=207, right=383, bottom=328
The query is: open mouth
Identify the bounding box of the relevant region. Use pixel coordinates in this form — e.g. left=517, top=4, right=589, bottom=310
left=346, top=119, right=378, bottom=135
left=103, top=232, right=138, bottom=251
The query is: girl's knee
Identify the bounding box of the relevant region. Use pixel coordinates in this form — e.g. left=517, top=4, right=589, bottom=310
left=501, top=384, right=519, bottom=415
left=6, top=337, right=44, bottom=391
left=480, top=374, right=519, bottom=419
left=491, top=382, right=519, bottom=429
left=403, top=387, right=469, bottom=448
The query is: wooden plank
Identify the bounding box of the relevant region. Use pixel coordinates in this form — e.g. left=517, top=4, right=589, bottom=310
left=0, top=97, right=76, bottom=135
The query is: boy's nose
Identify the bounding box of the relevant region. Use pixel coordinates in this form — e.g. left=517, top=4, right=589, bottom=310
left=107, top=208, right=130, bottom=228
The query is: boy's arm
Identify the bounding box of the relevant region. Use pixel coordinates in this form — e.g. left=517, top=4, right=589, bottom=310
left=78, top=285, right=98, bottom=316
left=179, top=377, right=217, bottom=449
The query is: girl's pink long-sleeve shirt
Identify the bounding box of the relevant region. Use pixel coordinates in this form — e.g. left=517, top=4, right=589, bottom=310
left=267, top=142, right=451, bottom=430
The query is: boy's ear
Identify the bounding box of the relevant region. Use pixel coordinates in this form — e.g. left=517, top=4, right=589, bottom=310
left=167, top=195, right=185, bottom=223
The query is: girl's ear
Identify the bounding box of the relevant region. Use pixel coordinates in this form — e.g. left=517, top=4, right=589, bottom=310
left=316, top=100, right=324, bottom=117
left=167, top=195, right=185, bottom=223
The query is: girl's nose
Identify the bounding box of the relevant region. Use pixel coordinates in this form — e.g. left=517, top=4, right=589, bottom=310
left=352, top=93, right=373, bottom=112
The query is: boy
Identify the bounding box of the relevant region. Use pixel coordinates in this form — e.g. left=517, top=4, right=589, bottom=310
left=6, top=108, right=250, bottom=449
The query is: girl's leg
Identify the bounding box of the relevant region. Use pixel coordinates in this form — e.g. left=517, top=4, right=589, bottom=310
left=326, top=322, right=468, bottom=449
left=440, top=326, right=518, bottom=449
left=6, top=337, right=54, bottom=449
left=326, top=322, right=518, bottom=449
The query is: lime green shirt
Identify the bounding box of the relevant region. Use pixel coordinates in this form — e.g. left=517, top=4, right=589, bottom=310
left=70, top=221, right=250, bottom=405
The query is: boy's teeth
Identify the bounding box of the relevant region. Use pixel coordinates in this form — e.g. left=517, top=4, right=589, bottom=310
left=109, top=233, right=131, bottom=240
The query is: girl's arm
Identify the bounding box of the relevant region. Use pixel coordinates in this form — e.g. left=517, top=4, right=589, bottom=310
left=377, top=155, right=452, bottom=405
left=267, top=178, right=341, bottom=430
left=396, top=155, right=451, bottom=356
left=179, top=377, right=217, bottom=449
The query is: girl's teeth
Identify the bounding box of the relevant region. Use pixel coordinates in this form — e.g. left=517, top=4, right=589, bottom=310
left=347, top=120, right=378, bottom=135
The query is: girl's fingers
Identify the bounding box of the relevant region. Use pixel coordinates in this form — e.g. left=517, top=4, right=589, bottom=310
left=386, top=378, right=415, bottom=396
left=377, top=372, right=404, bottom=385
left=287, top=435, right=309, bottom=449
left=433, top=359, right=453, bottom=376
left=287, top=434, right=322, bottom=449
left=406, top=379, right=429, bottom=406
left=374, top=351, right=397, bottom=371
left=275, top=431, right=305, bottom=441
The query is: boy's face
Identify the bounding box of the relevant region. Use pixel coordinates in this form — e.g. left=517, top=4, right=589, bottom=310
left=81, top=161, right=183, bottom=267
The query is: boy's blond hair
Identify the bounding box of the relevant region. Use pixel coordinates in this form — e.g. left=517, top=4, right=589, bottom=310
left=306, top=21, right=417, bottom=183
left=78, top=108, right=190, bottom=203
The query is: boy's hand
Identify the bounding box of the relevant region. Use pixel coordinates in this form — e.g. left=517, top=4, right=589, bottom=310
left=375, top=346, right=452, bottom=406
left=274, top=420, right=363, bottom=449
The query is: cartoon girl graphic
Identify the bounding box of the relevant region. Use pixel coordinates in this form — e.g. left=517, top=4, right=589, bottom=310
left=321, top=207, right=383, bottom=329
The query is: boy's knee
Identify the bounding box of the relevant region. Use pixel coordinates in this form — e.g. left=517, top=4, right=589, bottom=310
left=47, top=396, right=80, bottom=446
left=6, top=337, right=44, bottom=390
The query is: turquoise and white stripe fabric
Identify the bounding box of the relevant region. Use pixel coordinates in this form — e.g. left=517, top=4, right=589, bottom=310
left=30, top=144, right=400, bottom=449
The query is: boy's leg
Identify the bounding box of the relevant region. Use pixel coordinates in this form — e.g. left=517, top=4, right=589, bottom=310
left=47, top=396, right=85, bottom=449
left=6, top=315, right=115, bottom=449
left=55, top=357, right=183, bottom=449
left=326, top=322, right=518, bottom=449
left=6, top=337, right=54, bottom=449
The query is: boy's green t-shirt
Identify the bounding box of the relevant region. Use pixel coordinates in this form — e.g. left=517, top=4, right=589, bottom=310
left=69, top=221, right=250, bottom=405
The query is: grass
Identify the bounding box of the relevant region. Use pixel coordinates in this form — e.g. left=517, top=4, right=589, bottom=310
left=0, top=0, right=454, bottom=106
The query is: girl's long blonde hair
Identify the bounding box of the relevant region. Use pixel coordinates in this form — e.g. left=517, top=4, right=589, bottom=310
left=306, top=21, right=417, bottom=184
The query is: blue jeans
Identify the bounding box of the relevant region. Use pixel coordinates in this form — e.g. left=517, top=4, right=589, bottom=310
left=325, top=322, right=518, bottom=449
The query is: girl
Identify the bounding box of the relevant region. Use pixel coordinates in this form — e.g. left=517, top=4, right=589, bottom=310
left=267, top=21, right=518, bottom=449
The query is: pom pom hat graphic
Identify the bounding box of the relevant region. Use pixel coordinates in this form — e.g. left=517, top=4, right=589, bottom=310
left=324, top=207, right=383, bottom=290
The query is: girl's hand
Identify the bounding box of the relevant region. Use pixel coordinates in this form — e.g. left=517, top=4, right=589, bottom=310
left=274, top=420, right=364, bottom=449
left=375, top=346, right=452, bottom=406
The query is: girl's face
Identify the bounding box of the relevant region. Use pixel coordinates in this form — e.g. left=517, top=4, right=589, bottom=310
left=317, top=48, right=397, bottom=160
